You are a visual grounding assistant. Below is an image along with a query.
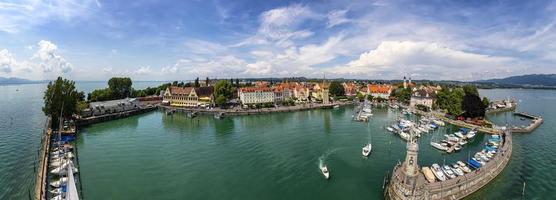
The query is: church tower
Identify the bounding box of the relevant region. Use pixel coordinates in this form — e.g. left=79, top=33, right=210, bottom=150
left=403, top=76, right=408, bottom=89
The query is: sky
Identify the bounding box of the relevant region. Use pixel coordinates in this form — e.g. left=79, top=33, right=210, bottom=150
left=1, top=0, right=556, bottom=81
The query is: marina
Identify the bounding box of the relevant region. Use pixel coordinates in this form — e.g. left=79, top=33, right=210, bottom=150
left=1, top=83, right=554, bottom=200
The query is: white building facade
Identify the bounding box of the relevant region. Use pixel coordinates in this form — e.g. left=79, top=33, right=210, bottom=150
left=239, top=87, right=275, bottom=104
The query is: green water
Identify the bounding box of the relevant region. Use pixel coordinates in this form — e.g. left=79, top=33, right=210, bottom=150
left=1, top=84, right=555, bottom=199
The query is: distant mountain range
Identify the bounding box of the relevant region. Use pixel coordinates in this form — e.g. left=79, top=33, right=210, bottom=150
left=477, top=74, right=556, bottom=88
left=0, top=77, right=45, bottom=85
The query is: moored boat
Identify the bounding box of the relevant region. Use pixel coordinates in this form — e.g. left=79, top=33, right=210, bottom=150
left=431, top=164, right=446, bottom=181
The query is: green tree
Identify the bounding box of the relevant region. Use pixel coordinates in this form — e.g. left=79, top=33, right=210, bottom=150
left=329, top=81, right=345, bottom=97
left=482, top=97, right=490, bottom=107
left=356, top=92, right=364, bottom=101
left=215, top=95, right=227, bottom=106
left=194, top=77, right=200, bottom=87
left=462, top=86, right=486, bottom=118
left=235, top=79, right=240, bottom=87
left=213, top=80, right=234, bottom=106
left=392, top=88, right=411, bottom=104
left=43, top=77, right=82, bottom=129
left=108, top=77, right=132, bottom=99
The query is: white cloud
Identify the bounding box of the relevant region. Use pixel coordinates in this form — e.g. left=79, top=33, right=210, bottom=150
left=327, top=9, right=351, bottom=28
left=328, top=41, right=515, bottom=80
left=183, top=39, right=227, bottom=55
left=134, top=66, right=152, bottom=75
left=235, top=4, right=318, bottom=47
left=0, top=0, right=98, bottom=33
left=33, top=40, right=73, bottom=73
left=0, top=49, right=17, bottom=73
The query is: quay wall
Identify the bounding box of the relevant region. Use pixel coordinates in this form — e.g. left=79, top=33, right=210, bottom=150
left=34, top=117, right=51, bottom=200
left=426, top=132, right=512, bottom=199
left=387, top=131, right=512, bottom=200
left=160, top=102, right=352, bottom=116
left=76, top=106, right=157, bottom=126
left=406, top=106, right=502, bottom=135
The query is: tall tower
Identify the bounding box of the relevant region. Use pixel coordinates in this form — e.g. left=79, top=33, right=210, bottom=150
left=403, top=76, right=408, bottom=89
left=322, top=74, right=330, bottom=105
left=404, top=132, right=419, bottom=177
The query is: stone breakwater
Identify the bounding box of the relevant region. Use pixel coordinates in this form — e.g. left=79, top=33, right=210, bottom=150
left=386, top=131, right=512, bottom=200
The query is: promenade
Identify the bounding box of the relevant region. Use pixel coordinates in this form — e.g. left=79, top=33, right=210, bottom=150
left=34, top=118, right=51, bottom=200
left=160, top=102, right=353, bottom=116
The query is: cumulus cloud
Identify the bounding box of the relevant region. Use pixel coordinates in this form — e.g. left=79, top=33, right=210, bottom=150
left=33, top=40, right=73, bottom=73
left=0, top=49, right=17, bottom=73
left=328, top=41, right=515, bottom=80
left=134, top=66, right=152, bottom=75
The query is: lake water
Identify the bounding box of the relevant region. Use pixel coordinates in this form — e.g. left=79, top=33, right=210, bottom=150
left=1, top=82, right=554, bottom=199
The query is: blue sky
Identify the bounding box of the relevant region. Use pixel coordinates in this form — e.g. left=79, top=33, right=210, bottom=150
left=1, top=0, right=555, bottom=81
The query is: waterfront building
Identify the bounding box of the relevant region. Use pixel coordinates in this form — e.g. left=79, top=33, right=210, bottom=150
left=85, top=98, right=140, bottom=116
left=368, top=84, right=392, bottom=99
left=238, top=86, right=274, bottom=104
left=410, top=89, right=436, bottom=108
left=293, top=85, right=310, bottom=101
left=343, top=82, right=357, bottom=97
left=163, top=86, right=214, bottom=107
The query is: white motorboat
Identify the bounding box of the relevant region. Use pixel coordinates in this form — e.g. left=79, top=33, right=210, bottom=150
left=430, top=142, right=448, bottom=151
left=362, top=144, right=372, bottom=157
left=50, top=188, right=64, bottom=195
left=454, top=131, right=465, bottom=139
left=50, top=177, right=68, bottom=187
left=51, top=195, right=63, bottom=200
left=431, top=164, right=446, bottom=181
left=442, top=165, right=456, bottom=179
left=386, top=127, right=395, bottom=132
left=320, top=165, right=330, bottom=179
left=451, top=164, right=464, bottom=176
left=50, top=158, right=70, bottom=168
left=399, top=132, right=410, bottom=141
left=459, top=140, right=468, bottom=146
left=467, top=130, right=477, bottom=139
left=333, top=105, right=340, bottom=109
left=50, top=162, right=78, bottom=175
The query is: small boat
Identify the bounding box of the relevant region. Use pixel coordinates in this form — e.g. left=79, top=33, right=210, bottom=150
left=50, top=177, right=68, bottom=187
left=454, top=131, right=465, bottom=139
left=430, top=142, right=448, bottom=151
left=51, top=195, right=63, bottom=200
left=422, top=167, right=437, bottom=183
left=467, top=130, right=477, bottom=139
left=442, top=165, right=456, bottom=179
left=320, top=165, right=330, bottom=179
left=214, top=112, right=225, bottom=119
left=459, top=140, right=467, bottom=146
left=333, top=105, right=340, bottom=109
left=451, top=164, right=464, bottom=176
left=362, top=144, right=372, bottom=157
left=50, top=187, right=65, bottom=195
left=431, top=164, right=446, bottom=181
left=386, top=127, right=394, bottom=132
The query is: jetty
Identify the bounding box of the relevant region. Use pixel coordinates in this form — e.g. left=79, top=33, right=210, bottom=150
left=160, top=102, right=350, bottom=116
left=404, top=105, right=502, bottom=135
left=386, top=130, right=512, bottom=199
left=511, top=112, right=543, bottom=133
left=76, top=105, right=157, bottom=126
left=34, top=118, right=52, bottom=200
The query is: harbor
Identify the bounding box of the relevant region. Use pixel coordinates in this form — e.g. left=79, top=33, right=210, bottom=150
left=510, top=112, right=543, bottom=133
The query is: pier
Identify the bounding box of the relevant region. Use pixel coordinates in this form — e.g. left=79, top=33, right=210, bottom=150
left=34, top=118, right=51, bottom=200
left=405, top=105, right=502, bottom=135
left=511, top=112, right=543, bottom=133
left=159, top=102, right=350, bottom=116
left=386, top=130, right=512, bottom=199
left=76, top=106, right=157, bottom=126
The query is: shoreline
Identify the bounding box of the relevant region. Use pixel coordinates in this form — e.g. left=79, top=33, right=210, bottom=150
left=160, top=101, right=354, bottom=116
